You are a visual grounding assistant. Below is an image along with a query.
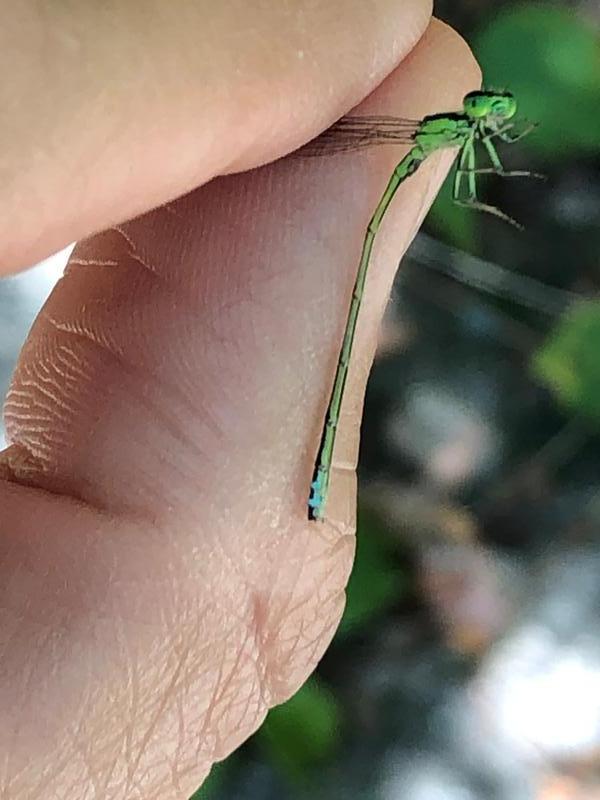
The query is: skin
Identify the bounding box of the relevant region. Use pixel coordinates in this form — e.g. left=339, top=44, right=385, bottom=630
left=0, top=1, right=480, bottom=797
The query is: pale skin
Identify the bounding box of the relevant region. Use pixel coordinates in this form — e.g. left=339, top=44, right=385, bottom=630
left=0, top=2, right=480, bottom=797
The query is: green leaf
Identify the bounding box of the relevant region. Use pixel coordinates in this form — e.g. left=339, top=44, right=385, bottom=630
left=257, top=677, right=342, bottom=783
left=534, top=302, right=600, bottom=420
left=336, top=506, right=406, bottom=637
left=473, top=4, right=600, bottom=156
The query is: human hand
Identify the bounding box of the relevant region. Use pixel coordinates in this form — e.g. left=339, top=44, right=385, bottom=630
left=0, top=2, right=479, bottom=797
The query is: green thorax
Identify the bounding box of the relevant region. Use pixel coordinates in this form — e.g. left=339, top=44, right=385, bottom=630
left=414, top=114, right=473, bottom=156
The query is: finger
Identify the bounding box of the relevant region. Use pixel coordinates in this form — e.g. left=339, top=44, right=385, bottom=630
left=0, top=0, right=432, bottom=272
left=0, top=19, right=479, bottom=799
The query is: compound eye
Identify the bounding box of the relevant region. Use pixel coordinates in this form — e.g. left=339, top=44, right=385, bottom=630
left=463, top=91, right=492, bottom=118
left=491, top=94, right=517, bottom=119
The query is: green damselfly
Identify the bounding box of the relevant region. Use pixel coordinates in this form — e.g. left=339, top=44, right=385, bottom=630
left=304, top=90, right=539, bottom=521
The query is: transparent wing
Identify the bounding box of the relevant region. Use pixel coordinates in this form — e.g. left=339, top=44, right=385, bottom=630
left=296, top=115, right=420, bottom=157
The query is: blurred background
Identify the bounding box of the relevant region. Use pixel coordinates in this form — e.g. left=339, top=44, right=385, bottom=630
left=2, top=2, right=599, bottom=799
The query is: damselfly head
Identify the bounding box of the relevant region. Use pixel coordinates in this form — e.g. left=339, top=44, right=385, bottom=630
left=463, top=90, right=517, bottom=121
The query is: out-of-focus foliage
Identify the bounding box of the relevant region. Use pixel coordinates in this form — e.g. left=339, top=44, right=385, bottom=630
left=256, top=676, right=342, bottom=783
left=336, top=508, right=406, bottom=636
left=473, top=4, right=600, bottom=157
left=190, top=759, right=232, bottom=800
left=534, top=302, right=600, bottom=421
